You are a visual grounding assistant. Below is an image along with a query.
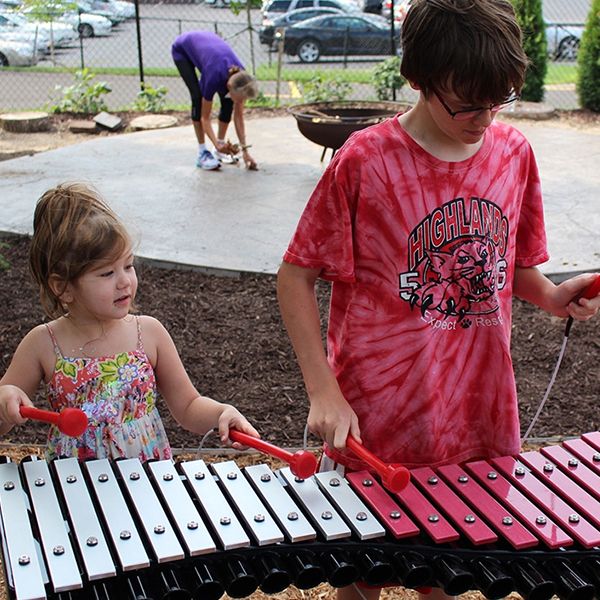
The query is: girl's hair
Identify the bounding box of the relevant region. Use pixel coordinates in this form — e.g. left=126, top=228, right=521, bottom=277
left=400, top=0, right=528, bottom=104
left=228, top=69, right=259, bottom=99
left=29, top=183, right=132, bottom=319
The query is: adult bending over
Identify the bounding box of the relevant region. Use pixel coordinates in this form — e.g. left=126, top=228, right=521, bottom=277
left=172, top=30, right=258, bottom=171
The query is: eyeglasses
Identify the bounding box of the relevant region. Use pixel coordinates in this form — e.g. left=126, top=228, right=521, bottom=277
left=433, top=89, right=520, bottom=121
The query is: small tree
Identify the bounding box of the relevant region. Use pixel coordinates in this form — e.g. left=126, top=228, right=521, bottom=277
left=512, top=0, right=547, bottom=102
left=20, top=0, right=76, bottom=64
left=49, top=69, right=112, bottom=114
left=372, top=56, right=406, bottom=101
left=577, top=0, right=600, bottom=112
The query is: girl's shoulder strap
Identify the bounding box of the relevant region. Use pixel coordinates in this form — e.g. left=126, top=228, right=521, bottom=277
left=45, top=323, right=63, bottom=358
left=135, top=315, right=144, bottom=351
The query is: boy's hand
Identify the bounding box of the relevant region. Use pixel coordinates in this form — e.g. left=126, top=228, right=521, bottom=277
left=217, top=405, right=260, bottom=449
left=0, top=385, right=33, bottom=431
left=554, top=273, right=600, bottom=321
left=307, top=387, right=361, bottom=451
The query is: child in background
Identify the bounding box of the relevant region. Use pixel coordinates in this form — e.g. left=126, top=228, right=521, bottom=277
left=0, top=183, right=258, bottom=460
left=277, top=1, right=600, bottom=599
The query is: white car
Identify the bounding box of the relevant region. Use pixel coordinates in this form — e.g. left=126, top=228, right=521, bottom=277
left=0, top=11, right=77, bottom=47
left=0, top=19, right=51, bottom=53
left=0, top=36, right=37, bottom=65
left=59, top=10, right=112, bottom=37
left=545, top=22, right=583, bottom=61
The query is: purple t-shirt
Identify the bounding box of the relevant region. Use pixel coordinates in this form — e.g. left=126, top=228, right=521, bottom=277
left=171, top=31, right=244, bottom=100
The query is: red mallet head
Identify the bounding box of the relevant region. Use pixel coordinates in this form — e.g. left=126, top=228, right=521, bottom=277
left=381, top=465, right=411, bottom=494
left=57, top=408, right=88, bottom=437
left=289, top=450, right=318, bottom=479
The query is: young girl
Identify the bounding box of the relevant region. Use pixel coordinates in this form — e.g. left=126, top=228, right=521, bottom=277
left=0, top=182, right=259, bottom=460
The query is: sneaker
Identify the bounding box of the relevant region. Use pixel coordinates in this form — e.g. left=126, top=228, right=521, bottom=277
left=215, top=150, right=239, bottom=164
left=196, top=149, right=220, bottom=170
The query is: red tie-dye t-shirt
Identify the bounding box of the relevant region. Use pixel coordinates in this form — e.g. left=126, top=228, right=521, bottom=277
left=283, top=117, right=549, bottom=469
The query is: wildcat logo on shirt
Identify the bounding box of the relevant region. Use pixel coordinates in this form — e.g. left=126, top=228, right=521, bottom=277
left=398, top=197, right=509, bottom=322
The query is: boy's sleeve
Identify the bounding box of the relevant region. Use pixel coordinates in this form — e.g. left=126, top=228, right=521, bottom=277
left=283, top=152, right=358, bottom=283
left=514, top=144, right=550, bottom=268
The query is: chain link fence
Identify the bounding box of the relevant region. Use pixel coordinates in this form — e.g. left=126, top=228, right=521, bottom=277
left=0, top=0, right=593, bottom=112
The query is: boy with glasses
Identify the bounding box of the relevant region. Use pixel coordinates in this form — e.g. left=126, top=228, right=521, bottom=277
left=278, top=1, right=599, bottom=599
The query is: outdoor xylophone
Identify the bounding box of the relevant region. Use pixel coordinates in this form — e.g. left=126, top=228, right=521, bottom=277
left=4, top=433, right=600, bottom=600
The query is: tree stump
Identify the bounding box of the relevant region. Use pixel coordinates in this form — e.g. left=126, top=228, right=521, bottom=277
left=0, top=112, right=51, bottom=133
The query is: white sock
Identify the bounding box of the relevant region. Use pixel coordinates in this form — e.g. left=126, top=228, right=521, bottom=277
left=217, top=138, right=225, bottom=145
left=198, top=143, right=207, bottom=153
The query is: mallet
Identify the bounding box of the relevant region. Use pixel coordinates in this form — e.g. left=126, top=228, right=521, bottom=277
left=229, top=429, right=318, bottom=479
left=20, top=406, right=88, bottom=438
left=346, top=435, right=410, bottom=493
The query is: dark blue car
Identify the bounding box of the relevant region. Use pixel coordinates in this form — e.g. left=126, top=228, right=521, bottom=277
left=283, top=13, right=400, bottom=62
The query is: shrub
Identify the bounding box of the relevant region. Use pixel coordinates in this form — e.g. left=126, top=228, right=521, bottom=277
left=372, top=56, right=406, bottom=101
left=132, top=83, right=168, bottom=113
left=50, top=69, right=111, bottom=114
left=577, top=0, right=600, bottom=112
left=298, top=73, right=352, bottom=103
left=512, top=0, right=548, bottom=102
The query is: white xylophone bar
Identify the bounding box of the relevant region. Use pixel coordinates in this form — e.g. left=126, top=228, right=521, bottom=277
left=211, top=460, right=284, bottom=546
left=115, top=458, right=185, bottom=564
left=146, top=460, right=216, bottom=557
left=0, top=460, right=47, bottom=600
left=244, top=463, right=316, bottom=543
left=84, top=458, right=150, bottom=572
left=21, top=459, right=82, bottom=593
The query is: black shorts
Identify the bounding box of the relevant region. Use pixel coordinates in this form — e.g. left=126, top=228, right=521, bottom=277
left=174, top=58, right=234, bottom=123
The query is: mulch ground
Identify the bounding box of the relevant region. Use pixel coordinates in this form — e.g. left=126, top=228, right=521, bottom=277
left=1, top=232, right=599, bottom=450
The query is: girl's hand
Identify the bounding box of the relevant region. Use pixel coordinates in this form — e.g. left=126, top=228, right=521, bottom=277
left=0, top=385, right=34, bottom=433
left=242, top=150, right=258, bottom=171
left=217, top=405, right=260, bottom=449
left=553, top=273, right=600, bottom=321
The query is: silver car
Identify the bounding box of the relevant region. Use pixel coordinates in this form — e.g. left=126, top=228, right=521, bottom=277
left=0, top=36, right=37, bottom=65
left=545, top=22, right=583, bottom=61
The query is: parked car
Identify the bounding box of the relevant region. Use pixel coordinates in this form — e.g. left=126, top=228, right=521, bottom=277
left=262, top=0, right=360, bottom=22
left=0, top=14, right=49, bottom=49
left=545, top=22, right=583, bottom=61
left=0, top=36, right=37, bottom=65
left=259, top=6, right=343, bottom=47
left=284, top=13, right=400, bottom=62
left=59, top=10, right=112, bottom=37
left=78, top=0, right=125, bottom=24
left=0, top=11, right=77, bottom=47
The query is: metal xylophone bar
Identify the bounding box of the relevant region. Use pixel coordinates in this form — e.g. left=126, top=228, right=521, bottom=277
left=2, top=435, right=600, bottom=600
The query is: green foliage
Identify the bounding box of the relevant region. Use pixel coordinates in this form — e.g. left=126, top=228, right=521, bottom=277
left=246, top=91, right=277, bottom=108
left=50, top=68, right=112, bottom=114
left=372, top=56, right=406, bottom=100
left=298, top=73, right=352, bottom=102
left=577, top=0, right=600, bottom=112
left=229, top=0, right=261, bottom=14
left=0, top=242, right=10, bottom=271
left=19, top=0, right=76, bottom=22
left=512, top=0, right=548, bottom=102
left=131, top=83, right=168, bottom=113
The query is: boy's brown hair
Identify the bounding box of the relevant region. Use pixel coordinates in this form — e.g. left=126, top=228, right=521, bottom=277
left=400, top=0, right=528, bottom=104
left=29, top=182, right=132, bottom=319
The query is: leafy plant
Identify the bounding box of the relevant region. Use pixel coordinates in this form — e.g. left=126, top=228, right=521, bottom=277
left=298, top=73, right=352, bottom=103
left=49, top=68, right=112, bottom=114
left=372, top=56, right=406, bottom=100
left=0, top=241, right=10, bottom=270
left=512, top=0, right=548, bottom=102
left=131, top=83, right=168, bottom=113
left=577, top=0, right=600, bottom=112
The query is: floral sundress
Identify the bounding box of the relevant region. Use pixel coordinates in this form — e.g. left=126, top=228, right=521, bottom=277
left=45, top=318, right=172, bottom=461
